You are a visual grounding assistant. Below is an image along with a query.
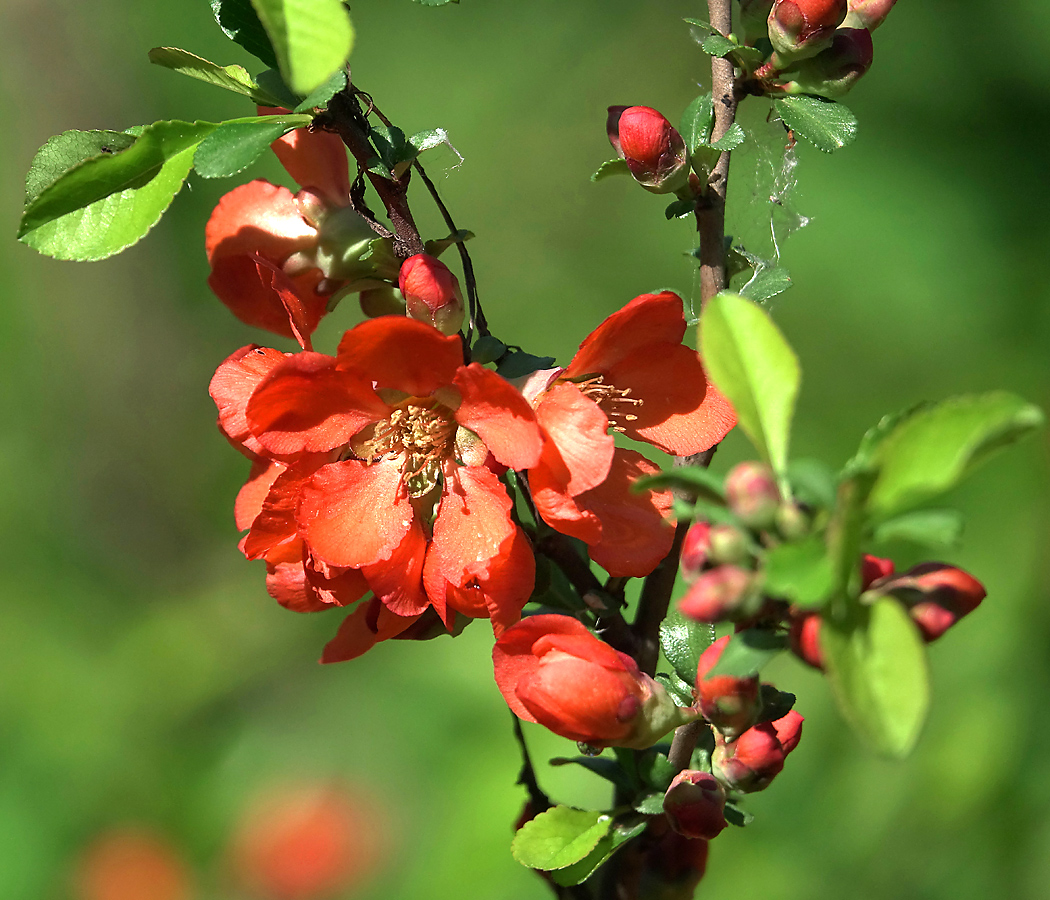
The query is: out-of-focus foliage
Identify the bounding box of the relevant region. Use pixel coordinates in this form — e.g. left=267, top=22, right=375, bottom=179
left=2, top=1, right=1048, bottom=897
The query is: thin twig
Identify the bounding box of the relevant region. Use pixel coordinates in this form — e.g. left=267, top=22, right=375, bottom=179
left=668, top=720, right=707, bottom=773
left=512, top=713, right=551, bottom=814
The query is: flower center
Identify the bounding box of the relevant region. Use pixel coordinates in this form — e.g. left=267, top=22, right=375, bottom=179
left=572, top=374, right=643, bottom=433
left=356, top=400, right=458, bottom=497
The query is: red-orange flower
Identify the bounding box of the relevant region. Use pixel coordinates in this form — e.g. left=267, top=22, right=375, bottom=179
left=523, top=292, right=736, bottom=577
left=213, top=317, right=544, bottom=655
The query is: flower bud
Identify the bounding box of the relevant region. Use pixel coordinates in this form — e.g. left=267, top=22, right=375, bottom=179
left=663, top=771, right=728, bottom=840
left=781, top=27, right=874, bottom=99
left=846, top=0, right=896, bottom=30
left=696, top=635, right=762, bottom=740
left=638, top=820, right=709, bottom=900
left=399, top=253, right=465, bottom=335
left=679, top=566, right=754, bottom=623
left=768, top=0, right=848, bottom=65
left=876, top=562, right=986, bottom=642
left=707, top=523, right=749, bottom=565
left=712, top=710, right=803, bottom=792
left=494, top=615, right=697, bottom=749
left=789, top=611, right=824, bottom=670
left=775, top=501, right=810, bottom=540
left=358, top=286, right=406, bottom=318
left=607, top=106, right=690, bottom=194
left=861, top=553, right=894, bottom=589
left=680, top=522, right=712, bottom=579
left=725, top=461, right=781, bottom=530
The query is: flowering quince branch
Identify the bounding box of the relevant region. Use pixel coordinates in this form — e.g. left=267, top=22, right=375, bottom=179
left=17, top=0, right=1046, bottom=898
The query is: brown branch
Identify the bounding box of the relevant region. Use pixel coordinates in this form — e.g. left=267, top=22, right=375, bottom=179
left=668, top=720, right=707, bottom=774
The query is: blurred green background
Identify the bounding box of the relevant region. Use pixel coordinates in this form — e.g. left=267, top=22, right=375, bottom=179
left=2, top=0, right=1049, bottom=897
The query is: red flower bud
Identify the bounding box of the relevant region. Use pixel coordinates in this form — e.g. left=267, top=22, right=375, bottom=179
left=695, top=635, right=762, bottom=740
left=861, top=553, right=894, bottom=589
left=638, top=821, right=710, bottom=898
left=725, top=461, right=781, bottom=529
left=847, top=0, right=896, bottom=31
left=679, top=566, right=754, bottom=623
left=789, top=611, right=824, bottom=670
left=398, top=253, right=465, bottom=335
left=768, top=0, right=848, bottom=64
left=680, top=521, right=712, bottom=579
left=876, top=562, right=986, bottom=641
left=494, top=615, right=695, bottom=748
left=781, top=27, right=874, bottom=99
left=664, top=770, right=728, bottom=840
left=713, top=710, right=803, bottom=792
left=708, top=523, right=749, bottom=565
left=606, top=106, right=690, bottom=194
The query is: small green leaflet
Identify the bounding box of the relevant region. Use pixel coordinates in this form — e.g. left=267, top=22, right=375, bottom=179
left=700, top=33, right=737, bottom=58
left=682, top=17, right=715, bottom=32
left=511, top=807, right=612, bottom=871
left=679, top=93, right=714, bottom=154
left=740, top=265, right=792, bottom=303
left=872, top=509, right=963, bottom=548
left=211, top=0, right=279, bottom=69
left=193, top=114, right=312, bottom=178
left=705, top=628, right=786, bottom=679
left=549, top=757, right=635, bottom=795
left=147, top=48, right=285, bottom=106
left=700, top=292, right=800, bottom=478
left=763, top=537, right=835, bottom=609
left=659, top=609, right=714, bottom=686
left=822, top=598, right=930, bottom=758
left=424, top=229, right=474, bottom=258
left=19, top=121, right=216, bottom=262
left=773, top=96, right=858, bottom=153
left=632, top=465, right=724, bottom=502
left=711, top=122, right=746, bottom=151
left=250, top=0, right=354, bottom=96
left=591, top=158, right=629, bottom=182
left=497, top=351, right=556, bottom=380
left=866, top=392, right=1044, bottom=519
left=550, top=822, right=647, bottom=887
left=294, top=68, right=348, bottom=112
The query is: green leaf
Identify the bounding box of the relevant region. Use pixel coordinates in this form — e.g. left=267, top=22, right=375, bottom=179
left=701, top=33, right=737, bottom=57
left=633, top=794, right=665, bottom=815
left=710, top=122, right=745, bottom=151
left=294, top=67, right=347, bottom=112
left=24, top=130, right=137, bottom=209
left=250, top=0, right=354, bottom=96
left=683, top=17, right=716, bottom=32
left=740, top=266, right=792, bottom=303
left=369, top=123, right=417, bottom=176
left=549, top=757, right=635, bottom=794
left=679, top=93, right=714, bottom=154
left=773, top=96, right=858, bottom=153
left=193, top=114, right=312, bottom=178
left=470, top=335, right=506, bottom=365
left=512, top=807, right=612, bottom=871
left=497, top=351, right=556, bottom=380
left=147, top=47, right=285, bottom=105
left=867, top=392, right=1044, bottom=519
left=822, top=598, right=930, bottom=758
left=872, top=509, right=963, bottom=549
left=656, top=671, right=697, bottom=707
left=413, top=0, right=461, bottom=5
left=632, top=466, right=724, bottom=502
left=409, top=127, right=454, bottom=154
left=724, top=801, right=754, bottom=827
left=424, top=229, right=475, bottom=258
left=728, top=45, right=767, bottom=71
left=700, top=292, right=801, bottom=476
left=660, top=609, right=714, bottom=686
left=706, top=628, right=787, bottom=679
left=636, top=749, right=676, bottom=791
left=786, top=458, right=837, bottom=510
left=550, top=822, right=647, bottom=887
left=764, top=537, right=835, bottom=609
left=665, top=198, right=695, bottom=220
left=211, top=0, right=279, bottom=69
left=19, top=121, right=216, bottom=261
left=256, top=68, right=301, bottom=108
left=591, top=158, right=630, bottom=183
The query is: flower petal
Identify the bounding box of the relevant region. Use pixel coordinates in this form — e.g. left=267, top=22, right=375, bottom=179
left=608, top=342, right=735, bottom=455
left=298, top=458, right=412, bottom=569
left=210, top=346, right=288, bottom=457
left=243, top=460, right=325, bottom=562
left=566, top=292, right=687, bottom=377
left=304, top=557, right=370, bottom=608
left=247, top=352, right=388, bottom=457
left=266, top=561, right=332, bottom=613
left=534, top=382, right=613, bottom=495
left=576, top=449, right=675, bottom=578
left=236, top=459, right=285, bottom=531
left=361, top=519, right=430, bottom=617
left=336, top=316, right=463, bottom=397
left=453, top=364, right=543, bottom=470
left=206, top=180, right=316, bottom=262
left=321, top=598, right=421, bottom=664
left=529, top=440, right=603, bottom=545
left=260, top=108, right=352, bottom=208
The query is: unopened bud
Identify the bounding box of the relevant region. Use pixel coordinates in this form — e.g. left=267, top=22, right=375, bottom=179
left=712, top=710, right=803, bottom=792
left=768, top=0, right=848, bottom=65
left=696, top=635, right=762, bottom=740
left=358, top=286, right=405, bottom=318
left=861, top=553, right=894, bottom=589
left=663, top=771, right=728, bottom=840
left=725, top=461, right=781, bottom=530
left=846, top=0, right=896, bottom=31
left=876, top=562, right=986, bottom=642
left=607, top=106, right=690, bottom=194
left=399, top=253, right=465, bottom=335
left=679, top=566, right=754, bottom=624
left=781, top=27, right=874, bottom=99
left=774, top=502, right=809, bottom=540
left=680, top=522, right=712, bottom=579
left=788, top=612, right=824, bottom=670
left=707, top=523, right=749, bottom=565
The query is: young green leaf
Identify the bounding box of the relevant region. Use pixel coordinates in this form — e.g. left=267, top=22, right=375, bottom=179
left=211, top=0, right=279, bottom=69
left=549, top=757, right=635, bottom=794
left=632, top=465, right=725, bottom=502
left=710, top=122, right=745, bottom=151
left=705, top=628, right=787, bottom=679
left=550, top=822, right=647, bottom=887
left=699, top=292, right=801, bottom=477
left=294, top=67, right=347, bottom=112
left=872, top=509, right=964, bottom=548
left=497, top=351, right=557, bottom=380
left=591, top=158, right=630, bottom=182
left=679, top=93, right=714, bottom=154
left=740, top=265, right=792, bottom=303
left=511, top=807, right=612, bottom=871
left=250, top=0, right=354, bottom=96
left=19, top=121, right=216, bottom=262
left=772, top=96, right=858, bottom=153
left=424, top=229, right=475, bottom=258
left=660, top=610, right=715, bottom=686
left=24, top=130, right=137, bottom=209
left=193, top=114, right=312, bottom=178
left=822, top=598, right=930, bottom=758
left=147, top=47, right=285, bottom=106
left=700, top=33, right=737, bottom=57
left=763, top=537, right=835, bottom=609
left=867, top=392, right=1044, bottom=519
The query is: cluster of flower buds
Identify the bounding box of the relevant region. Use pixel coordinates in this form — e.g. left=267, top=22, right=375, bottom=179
left=742, top=0, right=898, bottom=100
left=789, top=555, right=986, bottom=670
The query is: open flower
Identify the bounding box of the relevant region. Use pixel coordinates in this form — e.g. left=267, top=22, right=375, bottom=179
left=522, top=292, right=736, bottom=577
left=213, top=316, right=543, bottom=654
